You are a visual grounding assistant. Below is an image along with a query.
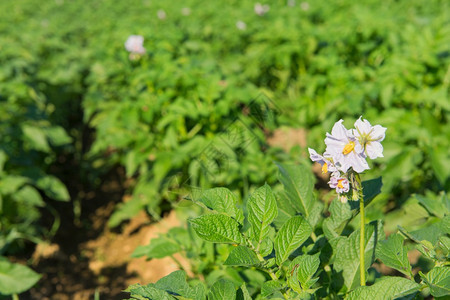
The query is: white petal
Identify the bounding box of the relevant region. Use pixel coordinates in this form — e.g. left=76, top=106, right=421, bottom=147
left=348, top=152, right=369, bottom=173
left=330, top=120, right=348, bottom=140
left=371, top=125, right=386, bottom=142
left=308, top=148, right=323, bottom=162
left=325, top=134, right=345, bottom=155
left=366, top=142, right=384, bottom=159
left=354, top=142, right=364, bottom=155
left=354, top=116, right=371, bottom=134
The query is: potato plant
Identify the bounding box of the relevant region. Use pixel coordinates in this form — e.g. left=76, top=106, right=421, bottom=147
left=128, top=119, right=449, bottom=299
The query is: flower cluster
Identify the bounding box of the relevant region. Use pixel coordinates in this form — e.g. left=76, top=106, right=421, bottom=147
left=309, top=117, right=386, bottom=203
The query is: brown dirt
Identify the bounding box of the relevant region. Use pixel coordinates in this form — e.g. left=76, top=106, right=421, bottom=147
left=267, top=127, right=307, bottom=152
left=27, top=202, right=187, bottom=300
left=18, top=163, right=189, bottom=300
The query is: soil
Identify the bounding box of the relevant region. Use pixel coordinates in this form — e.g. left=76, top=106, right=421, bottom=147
left=19, top=166, right=188, bottom=300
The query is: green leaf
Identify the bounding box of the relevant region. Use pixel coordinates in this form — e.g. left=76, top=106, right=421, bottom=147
left=276, top=163, right=315, bottom=218
left=108, top=197, right=144, bottom=228
left=420, top=267, right=450, bottom=297
left=274, top=215, right=313, bottom=266
left=334, top=220, right=385, bottom=290
left=297, top=253, right=320, bottom=291
left=36, top=175, right=70, bottom=202
left=208, top=279, right=236, bottom=300
left=12, top=185, right=45, bottom=207
left=362, top=177, right=382, bottom=205
left=375, top=233, right=412, bottom=277
left=22, top=125, right=51, bottom=152
left=155, top=270, right=192, bottom=298
left=307, top=201, right=324, bottom=230
left=191, top=283, right=207, bottom=300
left=236, top=283, right=252, bottom=300
left=0, top=150, right=7, bottom=174
left=247, top=184, right=278, bottom=249
left=348, top=177, right=382, bottom=211
left=44, top=126, right=72, bottom=146
left=261, top=280, right=284, bottom=298
left=0, top=175, right=29, bottom=195
left=194, top=187, right=244, bottom=224
left=323, top=200, right=352, bottom=240
left=346, top=277, right=420, bottom=300
left=287, top=253, right=320, bottom=294
left=415, top=193, right=448, bottom=219
left=0, top=260, right=41, bottom=295
left=190, top=214, right=245, bottom=244
left=126, top=283, right=174, bottom=300
left=132, top=238, right=181, bottom=259
left=400, top=215, right=449, bottom=246
left=430, top=145, right=450, bottom=185
left=224, top=246, right=260, bottom=266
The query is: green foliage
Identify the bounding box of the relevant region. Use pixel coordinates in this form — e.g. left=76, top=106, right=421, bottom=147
left=131, top=164, right=449, bottom=299
left=0, top=257, right=41, bottom=295
left=376, top=233, right=412, bottom=277
left=1, top=0, right=449, bottom=296
left=274, top=216, right=312, bottom=266
left=333, top=221, right=385, bottom=291
left=190, top=214, right=245, bottom=245
left=346, top=277, right=420, bottom=300
left=420, top=267, right=450, bottom=298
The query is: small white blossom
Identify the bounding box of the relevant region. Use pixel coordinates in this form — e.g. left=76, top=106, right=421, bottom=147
left=181, top=7, right=191, bottom=16
left=353, top=116, right=386, bottom=159
left=287, top=0, right=296, bottom=7
left=300, top=2, right=310, bottom=11
left=324, top=120, right=369, bottom=173
left=236, top=20, right=247, bottom=31
left=308, top=148, right=338, bottom=174
left=157, top=9, right=167, bottom=20
left=124, top=35, right=146, bottom=54
left=254, top=3, right=270, bottom=16
left=328, top=175, right=350, bottom=194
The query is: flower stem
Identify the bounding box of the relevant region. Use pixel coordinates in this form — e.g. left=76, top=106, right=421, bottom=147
left=359, top=192, right=366, bottom=286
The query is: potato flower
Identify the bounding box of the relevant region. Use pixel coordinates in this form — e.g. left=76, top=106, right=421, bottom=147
left=254, top=3, right=270, bottom=16
left=236, top=20, right=247, bottom=31
left=124, top=35, right=146, bottom=54
left=324, top=120, right=369, bottom=173
left=353, top=116, right=386, bottom=159
left=328, top=175, right=350, bottom=198
left=308, top=148, right=338, bottom=175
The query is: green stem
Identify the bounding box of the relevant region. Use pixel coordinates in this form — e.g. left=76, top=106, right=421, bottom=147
left=12, top=294, right=19, bottom=300
left=255, top=253, right=289, bottom=300
left=170, top=255, right=186, bottom=272
left=359, top=193, right=366, bottom=286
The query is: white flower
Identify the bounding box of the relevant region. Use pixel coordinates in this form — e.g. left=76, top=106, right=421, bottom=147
left=124, top=35, right=146, bottom=54
left=236, top=20, right=247, bottom=31
left=328, top=175, right=350, bottom=194
left=308, top=148, right=338, bottom=174
left=324, top=120, right=369, bottom=173
left=254, top=3, right=270, bottom=16
left=287, top=0, right=296, bottom=7
left=300, top=2, right=310, bottom=11
left=181, top=7, right=191, bottom=16
left=353, top=117, right=386, bottom=159
left=157, top=9, right=167, bottom=20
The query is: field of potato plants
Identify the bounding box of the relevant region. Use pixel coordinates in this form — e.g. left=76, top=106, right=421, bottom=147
left=0, top=0, right=449, bottom=299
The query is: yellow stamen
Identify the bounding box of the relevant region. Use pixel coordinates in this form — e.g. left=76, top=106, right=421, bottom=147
left=321, top=163, right=328, bottom=174
left=342, top=141, right=355, bottom=155
left=337, top=179, right=344, bottom=189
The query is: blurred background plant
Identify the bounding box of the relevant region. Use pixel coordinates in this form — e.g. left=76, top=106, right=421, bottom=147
left=0, top=0, right=448, bottom=298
